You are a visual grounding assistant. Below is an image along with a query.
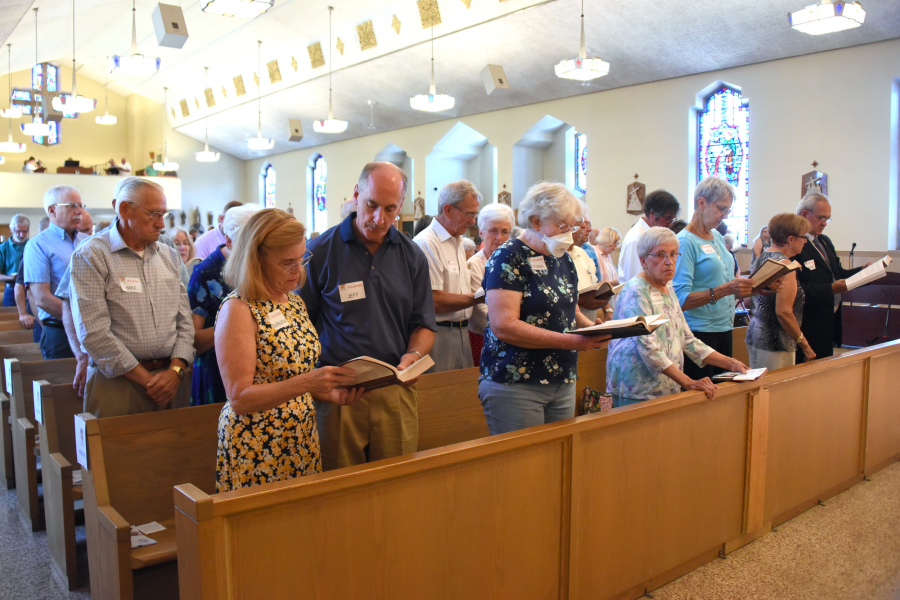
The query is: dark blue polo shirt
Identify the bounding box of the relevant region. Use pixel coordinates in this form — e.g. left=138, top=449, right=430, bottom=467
left=300, top=213, right=437, bottom=367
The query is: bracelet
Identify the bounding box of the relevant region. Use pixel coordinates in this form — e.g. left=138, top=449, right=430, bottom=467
left=709, top=287, right=717, bottom=305
left=409, top=350, right=423, bottom=360
left=795, top=333, right=805, bottom=344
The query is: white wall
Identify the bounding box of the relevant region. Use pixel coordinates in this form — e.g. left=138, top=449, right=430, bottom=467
left=243, top=39, right=900, bottom=251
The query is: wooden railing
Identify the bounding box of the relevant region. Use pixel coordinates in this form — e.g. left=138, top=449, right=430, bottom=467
left=173, top=339, right=900, bottom=600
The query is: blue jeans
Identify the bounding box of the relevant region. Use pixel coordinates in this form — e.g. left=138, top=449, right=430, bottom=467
left=2, top=285, right=14, bottom=307
left=478, top=378, right=575, bottom=435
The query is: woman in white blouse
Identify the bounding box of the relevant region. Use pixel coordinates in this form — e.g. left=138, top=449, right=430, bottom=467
left=467, top=203, right=515, bottom=366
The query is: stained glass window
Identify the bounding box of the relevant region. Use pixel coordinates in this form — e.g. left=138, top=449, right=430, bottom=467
left=263, top=164, right=276, bottom=208
left=12, top=103, right=31, bottom=115
left=31, top=65, right=42, bottom=91
left=11, top=90, right=31, bottom=101
left=55, top=94, right=78, bottom=119
left=698, top=85, right=750, bottom=245
left=574, top=132, right=587, bottom=194
left=46, top=65, right=58, bottom=92
left=312, top=156, right=327, bottom=233
left=30, top=118, right=58, bottom=145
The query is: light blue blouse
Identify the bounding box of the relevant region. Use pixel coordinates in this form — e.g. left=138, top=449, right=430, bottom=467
left=673, top=229, right=735, bottom=333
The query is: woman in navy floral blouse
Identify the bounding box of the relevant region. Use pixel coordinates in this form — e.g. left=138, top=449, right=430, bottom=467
left=479, top=182, right=610, bottom=435
left=187, top=204, right=260, bottom=405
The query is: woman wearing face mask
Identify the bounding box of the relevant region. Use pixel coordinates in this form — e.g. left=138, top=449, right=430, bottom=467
left=478, top=182, right=610, bottom=435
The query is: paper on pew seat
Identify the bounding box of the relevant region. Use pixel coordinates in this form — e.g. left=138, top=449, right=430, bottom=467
left=136, top=521, right=166, bottom=535
left=130, top=527, right=158, bottom=549
left=72, top=470, right=82, bottom=485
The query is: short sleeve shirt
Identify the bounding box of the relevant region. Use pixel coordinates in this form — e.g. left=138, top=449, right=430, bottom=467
left=480, top=239, right=579, bottom=385
left=0, top=239, right=26, bottom=281
left=412, top=219, right=472, bottom=322
left=673, top=229, right=735, bottom=333
left=23, top=223, right=88, bottom=321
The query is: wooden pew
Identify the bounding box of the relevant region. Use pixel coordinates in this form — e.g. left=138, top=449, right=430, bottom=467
left=80, top=404, right=221, bottom=600
left=0, top=329, right=39, bottom=344
left=0, top=342, right=40, bottom=490
left=0, top=320, right=30, bottom=332
left=9, top=358, right=76, bottom=531
left=35, top=381, right=86, bottom=591
left=0, top=311, right=22, bottom=320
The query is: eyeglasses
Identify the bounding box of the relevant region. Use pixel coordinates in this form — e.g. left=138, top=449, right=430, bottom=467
left=811, top=213, right=833, bottom=224
left=554, top=222, right=581, bottom=234
left=54, top=203, right=86, bottom=210
left=652, top=213, right=677, bottom=226
left=647, top=251, right=681, bottom=262
left=712, top=203, right=732, bottom=216
left=277, top=250, right=313, bottom=274
left=450, top=204, right=479, bottom=220
left=126, top=201, right=170, bottom=221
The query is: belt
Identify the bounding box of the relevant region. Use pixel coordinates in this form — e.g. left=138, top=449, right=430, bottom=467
left=436, top=320, right=468, bottom=328
left=139, top=358, right=171, bottom=372
left=41, top=318, right=64, bottom=329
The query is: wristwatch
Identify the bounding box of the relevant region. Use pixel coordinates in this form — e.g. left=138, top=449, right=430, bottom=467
left=170, top=365, right=186, bottom=380
left=795, top=333, right=805, bottom=344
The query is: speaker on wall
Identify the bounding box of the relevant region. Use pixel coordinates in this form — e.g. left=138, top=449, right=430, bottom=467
left=151, top=3, right=189, bottom=49
left=288, top=119, right=303, bottom=142
left=481, top=64, right=510, bottom=95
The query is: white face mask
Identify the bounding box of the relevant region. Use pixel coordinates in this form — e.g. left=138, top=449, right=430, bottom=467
left=540, top=231, right=573, bottom=258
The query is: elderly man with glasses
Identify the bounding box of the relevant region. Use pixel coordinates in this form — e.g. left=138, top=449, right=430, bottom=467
left=69, top=178, right=194, bottom=417
left=794, top=192, right=864, bottom=362
left=617, top=189, right=682, bottom=283
left=22, top=186, right=90, bottom=359
left=413, top=179, right=483, bottom=373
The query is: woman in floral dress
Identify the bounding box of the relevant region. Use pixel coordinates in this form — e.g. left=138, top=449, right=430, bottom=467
left=214, top=209, right=364, bottom=492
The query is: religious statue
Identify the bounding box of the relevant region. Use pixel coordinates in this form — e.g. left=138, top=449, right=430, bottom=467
left=287, top=202, right=294, bottom=216
left=498, top=191, right=512, bottom=207
left=801, top=161, right=828, bottom=198
left=191, top=207, right=201, bottom=226
left=626, top=174, right=646, bottom=215
left=414, top=193, right=425, bottom=220
left=207, top=211, right=214, bottom=227
left=180, top=211, right=187, bottom=226
left=165, top=213, right=175, bottom=229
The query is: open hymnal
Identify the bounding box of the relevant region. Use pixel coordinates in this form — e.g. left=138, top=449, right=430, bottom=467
left=578, top=281, right=625, bottom=300
left=712, top=368, right=768, bottom=382
left=571, top=314, right=669, bottom=339
left=748, top=259, right=802, bottom=293
left=845, top=255, right=893, bottom=291
left=337, top=354, right=435, bottom=391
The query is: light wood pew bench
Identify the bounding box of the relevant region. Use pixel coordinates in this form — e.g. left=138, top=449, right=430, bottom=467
left=8, top=357, right=76, bottom=531
left=0, top=342, right=41, bottom=490
left=0, top=319, right=32, bottom=332
left=80, top=403, right=221, bottom=600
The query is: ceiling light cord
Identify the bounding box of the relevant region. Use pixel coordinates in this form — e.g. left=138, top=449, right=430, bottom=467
left=579, top=0, right=586, bottom=60
left=131, top=0, right=138, bottom=55
left=328, top=6, right=334, bottom=120
left=429, top=21, right=436, bottom=95
left=162, top=86, right=169, bottom=162
left=256, top=40, right=262, bottom=138
left=6, top=44, right=11, bottom=140
left=204, top=67, right=210, bottom=149
left=72, top=0, right=77, bottom=97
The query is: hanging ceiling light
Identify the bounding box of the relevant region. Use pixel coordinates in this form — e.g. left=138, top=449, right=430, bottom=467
left=789, top=0, right=865, bottom=35
left=247, top=40, right=274, bottom=150
left=0, top=106, right=25, bottom=152
left=152, top=87, right=179, bottom=171
left=313, top=7, right=348, bottom=134
left=555, top=0, right=609, bottom=82
left=410, top=17, right=455, bottom=112
left=200, top=0, right=273, bottom=18
left=52, top=0, right=96, bottom=114
left=195, top=67, right=220, bottom=162
left=1, top=44, right=22, bottom=119
left=21, top=10, right=51, bottom=136
left=109, top=0, right=161, bottom=76
left=95, top=78, right=117, bottom=124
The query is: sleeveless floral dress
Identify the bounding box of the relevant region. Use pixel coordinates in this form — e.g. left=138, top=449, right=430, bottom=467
left=215, top=291, right=322, bottom=493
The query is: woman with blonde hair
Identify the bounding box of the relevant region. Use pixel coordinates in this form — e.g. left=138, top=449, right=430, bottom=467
left=214, top=209, right=364, bottom=492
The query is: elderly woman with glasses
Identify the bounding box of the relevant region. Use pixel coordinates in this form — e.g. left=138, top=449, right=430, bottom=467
left=479, top=182, right=610, bottom=435
left=673, top=176, right=758, bottom=380
left=607, top=227, right=749, bottom=407
left=214, top=209, right=364, bottom=492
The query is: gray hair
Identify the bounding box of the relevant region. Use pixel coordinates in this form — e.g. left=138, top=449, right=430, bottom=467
left=438, top=180, right=482, bottom=213
left=113, top=176, right=144, bottom=200
left=693, top=176, right=736, bottom=209
left=637, top=226, right=679, bottom=259
left=723, top=234, right=735, bottom=247
left=517, top=181, right=582, bottom=229
left=461, top=237, right=475, bottom=253
left=10, top=214, right=29, bottom=229
left=115, top=178, right=165, bottom=209
left=357, top=162, right=408, bottom=200
left=797, top=192, right=829, bottom=215
left=596, top=226, right=620, bottom=247
left=477, top=203, right=514, bottom=231
left=43, top=185, right=79, bottom=215
left=223, top=203, right=262, bottom=241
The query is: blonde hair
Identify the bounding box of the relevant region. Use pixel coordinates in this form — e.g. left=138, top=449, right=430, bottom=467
left=596, top=226, right=621, bottom=248
left=223, top=209, right=307, bottom=299
left=165, top=227, right=196, bottom=262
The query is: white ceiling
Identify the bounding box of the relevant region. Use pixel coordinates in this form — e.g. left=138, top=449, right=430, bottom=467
left=1, top=0, right=899, bottom=160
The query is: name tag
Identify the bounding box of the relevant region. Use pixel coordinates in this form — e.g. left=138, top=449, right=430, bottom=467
left=118, top=277, right=142, bottom=293
left=649, top=288, right=664, bottom=310
left=804, top=260, right=816, bottom=271
left=339, top=281, right=366, bottom=303
left=266, top=309, right=290, bottom=331
left=700, top=244, right=716, bottom=255
left=448, top=260, right=459, bottom=275
left=32, top=380, right=43, bottom=425
left=529, top=256, right=548, bottom=273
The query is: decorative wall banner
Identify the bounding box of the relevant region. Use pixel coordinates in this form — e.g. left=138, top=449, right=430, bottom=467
left=336, top=38, right=344, bottom=55
left=357, top=20, right=377, bottom=50
left=171, top=107, right=176, bottom=119
left=801, top=162, right=827, bottom=197
left=233, top=75, right=246, bottom=97
left=179, top=99, right=189, bottom=116
left=194, top=98, right=200, bottom=109
left=627, top=174, right=645, bottom=215
left=290, top=56, right=298, bottom=72
left=204, top=88, right=215, bottom=108
left=392, top=15, right=401, bottom=34
left=252, top=72, right=259, bottom=86
left=498, top=191, right=511, bottom=206
left=221, top=85, right=227, bottom=98
left=308, top=42, right=325, bottom=69
left=267, top=59, right=282, bottom=84
left=417, top=0, right=441, bottom=28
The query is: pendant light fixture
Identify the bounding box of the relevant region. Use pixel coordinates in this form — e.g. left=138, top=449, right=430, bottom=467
left=789, top=0, right=865, bottom=34
left=95, top=78, right=117, bottom=124
left=410, top=17, right=454, bottom=112
left=313, top=7, right=348, bottom=134
left=247, top=40, right=274, bottom=150
left=109, top=0, right=161, bottom=76
left=52, top=0, right=96, bottom=114
left=21, top=9, right=51, bottom=137
left=1, top=45, right=22, bottom=119
left=195, top=67, right=220, bottom=162
left=152, top=87, right=179, bottom=171
left=555, top=0, right=609, bottom=82
left=0, top=86, right=26, bottom=152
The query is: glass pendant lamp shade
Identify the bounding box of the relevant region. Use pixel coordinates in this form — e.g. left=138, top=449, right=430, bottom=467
left=247, top=136, right=274, bottom=150
left=195, top=148, right=220, bottom=162
left=247, top=41, right=274, bottom=150
left=789, top=0, right=865, bottom=34
left=153, top=87, right=179, bottom=171
left=109, top=0, right=160, bottom=75
left=0, top=136, right=26, bottom=153
left=2, top=45, right=22, bottom=119
left=195, top=67, right=220, bottom=162
left=21, top=121, right=52, bottom=136
left=314, top=7, right=349, bottom=134
left=555, top=1, right=609, bottom=82
left=410, top=21, right=454, bottom=113
left=200, top=0, right=273, bottom=19
left=0, top=108, right=22, bottom=119
left=95, top=79, right=117, bottom=124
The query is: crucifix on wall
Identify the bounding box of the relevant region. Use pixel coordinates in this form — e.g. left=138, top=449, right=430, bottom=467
left=801, top=161, right=828, bottom=197
left=626, top=174, right=646, bottom=215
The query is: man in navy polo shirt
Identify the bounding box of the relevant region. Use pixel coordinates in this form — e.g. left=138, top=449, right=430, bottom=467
left=301, top=162, right=436, bottom=470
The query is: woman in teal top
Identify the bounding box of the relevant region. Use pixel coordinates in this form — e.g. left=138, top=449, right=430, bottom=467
left=672, top=176, right=754, bottom=380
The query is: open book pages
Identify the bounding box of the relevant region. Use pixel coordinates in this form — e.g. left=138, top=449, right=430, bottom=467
left=712, top=368, right=767, bottom=382
left=749, top=259, right=801, bottom=292
left=578, top=281, right=626, bottom=299
left=845, top=255, right=893, bottom=291
left=570, top=314, right=669, bottom=338
left=338, top=354, right=435, bottom=390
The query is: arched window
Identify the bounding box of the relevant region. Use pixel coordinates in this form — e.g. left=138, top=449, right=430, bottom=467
left=698, top=85, right=750, bottom=244
left=261, top=163, right=276, bottom=207
left=312, top=156, right=327, bottom=233
left=574, top=132, right=587, bottom=194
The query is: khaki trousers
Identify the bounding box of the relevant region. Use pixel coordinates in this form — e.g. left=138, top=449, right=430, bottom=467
left=315, top=384, right=418, bottom=471
left=84, top=365, right=192, bottom=418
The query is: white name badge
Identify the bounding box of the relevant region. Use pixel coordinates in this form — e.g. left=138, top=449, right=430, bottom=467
left=266, top=309, right=290, bottom=331
left=118, top=277, right=142, bottom=293
left=701, top=244, right=716, bottom=255
left=529, top=256, right=548, bottom=273
left=448, top=260, right=459, bottom=275
left=4, top=359, right=15, bottom=395
left=804, top=260, right=816, bottom=271
left=32, top=380, right=43, bottom=425
left=339, top=281, right=366, bottom=303
left=74, top=414, right=88, bottom=470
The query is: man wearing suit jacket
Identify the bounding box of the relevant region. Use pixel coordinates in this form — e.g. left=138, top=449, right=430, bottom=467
left=794, top=192, right=864, bottom=362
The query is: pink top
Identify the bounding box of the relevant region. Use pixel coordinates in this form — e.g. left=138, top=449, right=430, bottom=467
left=193, top=226, right=227, bottom=260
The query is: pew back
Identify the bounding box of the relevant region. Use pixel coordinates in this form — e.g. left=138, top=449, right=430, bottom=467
left=0, top=329, right=37, bottom=344
left=0, top=320, right=29, bottom=332
left=0, top=343, right=40, bottom=490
